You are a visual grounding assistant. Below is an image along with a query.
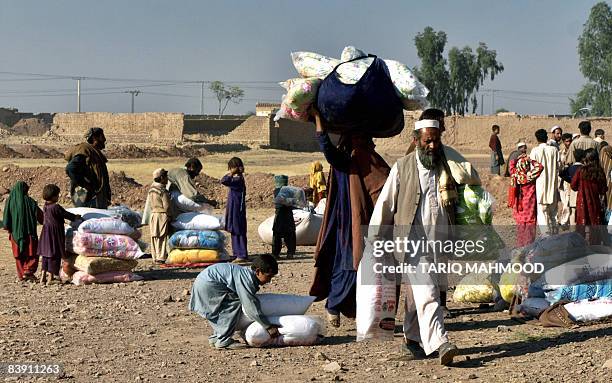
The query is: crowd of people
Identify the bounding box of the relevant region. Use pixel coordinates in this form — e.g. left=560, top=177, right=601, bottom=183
left=505, top=121, right=610, bottom=246
left=2, top=114, right=609, bottom=366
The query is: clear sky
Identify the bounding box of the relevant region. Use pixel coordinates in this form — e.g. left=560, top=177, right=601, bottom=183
left=0, top=0, right=607, bottom=115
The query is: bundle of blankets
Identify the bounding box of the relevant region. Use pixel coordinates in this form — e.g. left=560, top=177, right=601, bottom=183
left=63, top=206, right=145, bottom=285
left=275, top=45, right=429, bottom=122
left=454, top=232, right=612, bottom=327
left=167, top=212, right=228, bottom=266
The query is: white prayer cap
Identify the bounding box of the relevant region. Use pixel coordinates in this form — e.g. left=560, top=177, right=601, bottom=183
left=414, top=119, right=440, bottom=130
left=572, top=133, right=580, bottom=139
left=517, top=142, right=526, bottom=148
left=550, top=125, right=561, bottom=133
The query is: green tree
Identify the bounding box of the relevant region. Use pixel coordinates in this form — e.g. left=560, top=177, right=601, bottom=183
left=209, top=81, right=245, bottom=118
left=571, top=2, right=612, bottom=116
left=414, top=27, right=450, bottom=112
left=414, top=27, right=504, bottom=115
left=495, top=108, right=510, bottom=113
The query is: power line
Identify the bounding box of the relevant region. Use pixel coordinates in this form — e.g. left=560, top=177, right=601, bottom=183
left=494, top=95, right=569, bottom=105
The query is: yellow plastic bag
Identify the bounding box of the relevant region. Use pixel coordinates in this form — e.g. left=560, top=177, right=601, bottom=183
left=453, top=273, right=496, bottom=303
left=499, top=270, right=519, bottom=303
left=166, top=249, right=224, bottom=264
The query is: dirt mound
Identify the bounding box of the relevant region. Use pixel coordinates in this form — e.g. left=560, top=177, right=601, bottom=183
left=0, top=166, right=149, bottom=211
left=13, top=145, right=62, bottom=159
left=481, top=173, right=513, bottom=225
left=193, top=172, right=311, bottom=209
left=10, top=118, right=51, bottom=136
left=104, top=144, right=209, bottom=159
left=0, top=145, right=23, bottom=159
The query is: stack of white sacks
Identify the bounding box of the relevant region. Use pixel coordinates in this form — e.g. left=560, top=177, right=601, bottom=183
left=496, top=233, right=612, bottom=324
left=166, top=192, right=228, bottom=265
left=235, top=294, right=325, bottom=347
left=64, top=206, right=146, bottom=285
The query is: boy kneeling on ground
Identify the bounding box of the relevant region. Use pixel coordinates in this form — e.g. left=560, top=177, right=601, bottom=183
left=189, top=254, right=280, bottom=349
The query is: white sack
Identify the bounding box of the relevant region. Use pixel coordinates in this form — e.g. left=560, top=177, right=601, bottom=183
left=77, top=217, right=135, bottom=236
left=170, top=190, right=213, bottom=213
left=244, top=315, right=325, bottom=347
left=171, top=212, right=222, bottom=231
left=257, top=211, right=323, bottom=246
left=564, top=298, right=612, bottom=322
left=236, top=294, right=315, bottom=330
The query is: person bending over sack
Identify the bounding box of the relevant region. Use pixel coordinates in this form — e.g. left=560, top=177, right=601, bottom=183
left=189, top=254, right=280, bottom=350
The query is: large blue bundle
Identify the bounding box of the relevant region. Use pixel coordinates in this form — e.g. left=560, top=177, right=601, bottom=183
left=545, top=278, right=612, bottom=304
left=168, top=230, right=224, bottom=250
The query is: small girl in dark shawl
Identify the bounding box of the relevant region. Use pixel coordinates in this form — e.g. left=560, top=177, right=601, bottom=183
left=37, top=184, right=80, bottom=284
left=221, top=157, right=248, bottom=262
left=2, top=181, right=44, bottom=281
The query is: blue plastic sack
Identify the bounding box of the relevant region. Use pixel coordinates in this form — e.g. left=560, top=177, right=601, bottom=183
left=545, top=278, right=612, bottom=304
left=168, top=230, right=224, bottom=250
left=316, top=55, right=404, bottom=138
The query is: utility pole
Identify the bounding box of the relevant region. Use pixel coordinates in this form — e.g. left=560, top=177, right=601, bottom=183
left=200, top=82, right=205, bottom=115
left=480, top=94, right=484, bottom=115
left=491, top=89, right=496, bottom=114
left=74, top=77, right=82, bottom=112
left=125, top=90, right=140, bottom=113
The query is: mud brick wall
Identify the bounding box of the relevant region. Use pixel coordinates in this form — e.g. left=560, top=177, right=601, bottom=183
left=375, top=115, right=612, bottom=154
left=270, top=119, right=318, bottom=152
left=52, top=112, right=184, bottom=144
left=220, top=116, right=272, bottom=146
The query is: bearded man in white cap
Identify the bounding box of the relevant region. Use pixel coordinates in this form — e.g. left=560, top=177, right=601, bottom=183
left=547, top=126, right=562, bottom=149
left=365, top=109, right=480, bottom=366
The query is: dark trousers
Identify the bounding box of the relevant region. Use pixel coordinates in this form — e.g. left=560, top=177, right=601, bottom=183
left=272, top=231, right=296, bottom=257
left=230, top=233, right=248, bottom=259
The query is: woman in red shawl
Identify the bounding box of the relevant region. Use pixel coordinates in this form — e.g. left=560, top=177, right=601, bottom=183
left=571, top=148, right=608, bottom=244
left=509, top=151, right=543, bottom=247
left=2, top=181, right=43, bottom=281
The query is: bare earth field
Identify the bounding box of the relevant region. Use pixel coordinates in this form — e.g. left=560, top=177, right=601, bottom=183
left=1, top=150, right=611, bottom=383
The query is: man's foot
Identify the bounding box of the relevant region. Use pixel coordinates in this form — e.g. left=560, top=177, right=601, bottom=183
left=286, top=253, right=294, bottom=259
left=438, top=342, right=459, bottom=366
left=154, top=259, right=165, bottom=264
left=400, top=341, right=426, bottom=360
left=208, top=337, right=217, bottom=348
left=441, top=306, right=454, bottom=319
left=216, top=339, right=248, bottom=350
left=327, top=312, right=340, bottom=328
left=23, top=274, right=37, bottom=283
left=232, top=257, right=249, bottom=264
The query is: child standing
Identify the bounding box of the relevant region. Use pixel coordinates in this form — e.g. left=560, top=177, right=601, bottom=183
left=38, top=184, right=80, bottom=284
left=272, top=176, right=296, bottom=259
left=2, top=181, right=44, bottom=281
left=221, top=157, right=248, bottom=263
left=189, top=254, right=280, bottom=349
left=571, top=148, right=608, bottom=244
left=145, top=168, right=174, bottom=264
left=308, top=161, right=327, bottom=205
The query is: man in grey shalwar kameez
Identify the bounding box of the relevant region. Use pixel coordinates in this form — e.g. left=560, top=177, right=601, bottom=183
left=189, top=254, right=280, bottom=349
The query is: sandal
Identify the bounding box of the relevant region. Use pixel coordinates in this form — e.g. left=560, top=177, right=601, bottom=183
left=327, top=312, right=340, bottom=328
left=216, top=339, right=248, bottom=350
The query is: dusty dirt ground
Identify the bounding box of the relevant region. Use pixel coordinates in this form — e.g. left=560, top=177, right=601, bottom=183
left=0, top=151, right=611, bottom=383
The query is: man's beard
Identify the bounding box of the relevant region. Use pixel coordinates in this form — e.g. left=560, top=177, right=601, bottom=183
left=417, top=145, right=440, bottom=170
